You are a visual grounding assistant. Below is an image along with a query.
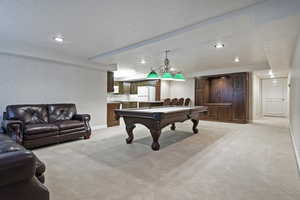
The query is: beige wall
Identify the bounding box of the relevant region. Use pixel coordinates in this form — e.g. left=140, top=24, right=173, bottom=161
left=290, top=35, right=300, bottom=168
left=170, top=78, right=195, bottom=105
left=287, top=73, right=291, bottom=118
left=160, top=80, right=171, bottom=99
left=160, top=79, right=195, bottom=105
left=0, top=54, right=107, bottom=129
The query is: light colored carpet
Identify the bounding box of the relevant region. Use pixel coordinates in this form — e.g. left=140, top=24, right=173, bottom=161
left=34, top=117, right=300, bottom=200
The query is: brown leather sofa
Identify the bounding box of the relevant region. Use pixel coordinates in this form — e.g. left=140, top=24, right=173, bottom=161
left=0, top=134, right=49, bottom=200
left=2, top=103, right=91, bottom=149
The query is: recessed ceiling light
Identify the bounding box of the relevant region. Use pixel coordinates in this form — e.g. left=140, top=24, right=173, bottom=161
left=234, top=57, right=240, bottom=63
left=269, top=70, right=274, bottom=76
left=214, top=43, right=224, bottom=49
left=53, top=35, right=64, bottom=43
left=140, top=59, right=146, bottom=64
left=269, top=70, right=275, bottom=78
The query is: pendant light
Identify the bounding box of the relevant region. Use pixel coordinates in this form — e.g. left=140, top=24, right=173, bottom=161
left=161, top=50, right=174, bottom=80
left=161, top=72, right=173, bottom=80
left=146, top=70, right=159, bottom=79
left=173, top=72, right=185, bottom=81
left=146, top=49, right=185, bottom=81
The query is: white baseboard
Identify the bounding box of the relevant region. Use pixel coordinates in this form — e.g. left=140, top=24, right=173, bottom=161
left=289, top=124, right=300, bottom=175
left=91, top=124, right=107, bottom=131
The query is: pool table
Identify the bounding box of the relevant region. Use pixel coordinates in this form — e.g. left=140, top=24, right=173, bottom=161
left=115, top=106, right=208, bottom=151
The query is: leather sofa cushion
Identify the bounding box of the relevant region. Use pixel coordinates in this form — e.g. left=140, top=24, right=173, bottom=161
left=6, top=105, right=48, bottom=124
left=0, top=134, right=15, bottom=143
left=0, top=142, right=23, bottom=153
left=48, top=104, right=77, bottom=122
left=23, top=131, right=58, bottom=140
left=0, top=134, right=24, bottom=153
left=55, top=120, right=84, bottom=130
left=24, top=124, right=59, bottom=135
left=60, top=127, right=85, bottom=135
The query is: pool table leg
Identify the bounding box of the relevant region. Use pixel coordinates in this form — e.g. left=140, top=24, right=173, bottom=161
left=191, top=119, right=199, bottom=134
left=125, top=124, right=136, bottom=144
left=150, top=129, right=161, bottom=151
left=170, top=123, right=176, bottom=131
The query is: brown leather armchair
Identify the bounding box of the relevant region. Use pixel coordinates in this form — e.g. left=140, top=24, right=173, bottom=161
left=2, top=104, right=91, bottom=149
left=0, top=134, right=49, bottom=200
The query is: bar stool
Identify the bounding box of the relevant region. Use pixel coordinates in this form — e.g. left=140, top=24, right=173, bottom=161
left=177, top=98, right=184, bottom=106
left=184, top=98, right=191, bottom=106
left=163, top=98, right=171, bottom=106
left=171, top=98, right=178, bottom=106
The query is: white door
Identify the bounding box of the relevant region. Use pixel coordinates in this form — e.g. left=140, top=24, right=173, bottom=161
left=262, top=78, right=287, bottom=117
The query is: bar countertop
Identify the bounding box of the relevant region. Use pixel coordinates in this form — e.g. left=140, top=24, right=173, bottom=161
left=204, top=103, right=232, bottom=106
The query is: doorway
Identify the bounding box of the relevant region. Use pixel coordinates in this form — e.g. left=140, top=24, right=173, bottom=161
left=262, top=78, right=288, bottom=117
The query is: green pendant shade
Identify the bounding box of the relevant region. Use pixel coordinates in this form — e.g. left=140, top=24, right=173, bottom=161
left=146, top=70, right=159, bottom=79
left=161, top=72, right=173, bottom=80
left=173, top=73, right=185, bottom=81
left=146, top=71, right=185, bottom=81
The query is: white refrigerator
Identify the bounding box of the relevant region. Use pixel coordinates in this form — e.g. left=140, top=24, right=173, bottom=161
left=137, top=86, right=156, bottom=101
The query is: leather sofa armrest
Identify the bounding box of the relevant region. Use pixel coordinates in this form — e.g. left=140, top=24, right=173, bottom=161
left=0, top=150, right=36, bottom=187
left=73, top=114, right=92, bottom=138
left=2, top=120, right=24, bottom=129
left=2, top=120, right=24, bottom=144
left=3, top=111, right=7, bottom=120
left=33, top=154, right=46, bottom=183
left=73, top=114, right=91, bottom=122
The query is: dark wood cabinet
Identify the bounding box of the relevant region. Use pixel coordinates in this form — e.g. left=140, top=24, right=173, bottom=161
left=218, top=105, right=233, bottom=122
left=201, top=104, right=232, bottom=122
left=123, top=82, right=130, bottom=94
left=112, top=80, right=161, bottom=99
left=231, top=73, right=249, bottom=123
left=130, top=82, right=138, bottom=94
left=107, top=71, right=114, bottom=93
left=107, top=103, right=120, bottom=127
left=121, top=102, right=138, bottom=109
left=155, top=79, right=161, bottom=101
left=205, top=105, right=218, bottom=120
left=195, top=72, right=249, bottom=123
left=139, top=102, right=163, bottom=108
left=114, top=81, right=138, bottom=94
left=195, top=78, right=209, bottom=106
left=137, top=80, right=154, bottom=86
left=114, top=81, right=124, bottom=94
